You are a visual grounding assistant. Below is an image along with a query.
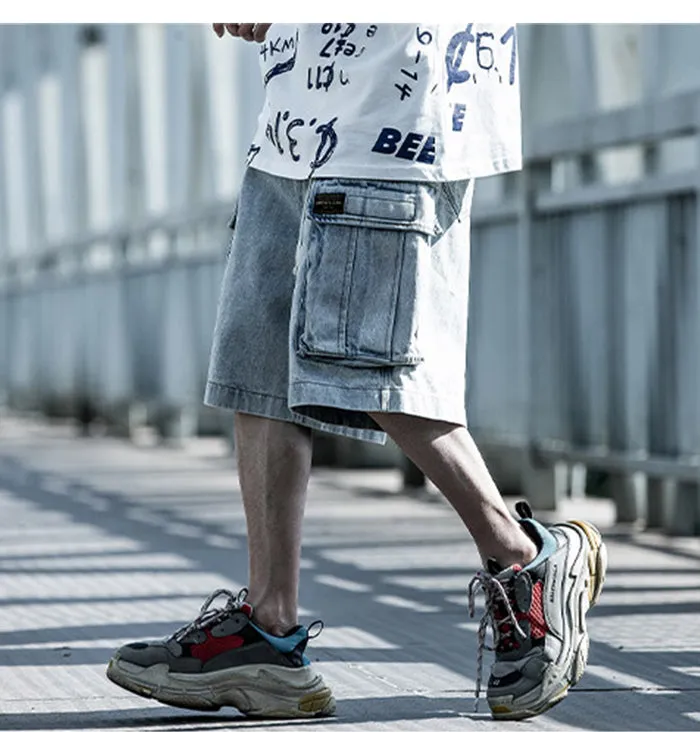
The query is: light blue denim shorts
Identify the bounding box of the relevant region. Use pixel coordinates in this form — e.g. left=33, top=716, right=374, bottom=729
left=204, top=166, right=474, bottom=444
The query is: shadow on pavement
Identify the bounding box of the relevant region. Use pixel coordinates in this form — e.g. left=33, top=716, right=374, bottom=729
left=1, top=446, right=699, bottom=731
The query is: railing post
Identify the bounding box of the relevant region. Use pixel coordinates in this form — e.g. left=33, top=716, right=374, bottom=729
left=606, top=196, right=665, bottom=524
left=158, top=252, right=198, bottom=444
left=55, top=24, right=88, bottom=240
left=0, top=30, right=9, bottom=405
left=520, top=159, right=562, bottom=510
left=664, top=191, right=700, bottom=535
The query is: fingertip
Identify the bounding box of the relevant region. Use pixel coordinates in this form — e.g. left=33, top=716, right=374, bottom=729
left=253, top=24, right=271, bottom=43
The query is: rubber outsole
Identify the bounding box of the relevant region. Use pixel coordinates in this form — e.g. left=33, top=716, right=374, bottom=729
left=106, top=658, right=336, bottom=719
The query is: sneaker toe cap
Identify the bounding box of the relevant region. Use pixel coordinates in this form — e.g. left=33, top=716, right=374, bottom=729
left=116, top=641, right=171, bottom=667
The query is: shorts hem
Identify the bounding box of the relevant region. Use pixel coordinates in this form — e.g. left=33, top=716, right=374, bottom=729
left=204, top=380, right=387, bottom=444
left=289, top=380, right=468, bottom=430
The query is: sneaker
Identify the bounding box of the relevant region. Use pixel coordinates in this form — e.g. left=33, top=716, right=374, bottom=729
left=106, top=588, right=335, bottom=718
left=468, top=501, right=607, bottom=720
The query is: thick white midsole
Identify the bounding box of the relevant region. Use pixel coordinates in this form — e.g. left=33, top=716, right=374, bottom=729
left=109, top=658, right=333, bottom=715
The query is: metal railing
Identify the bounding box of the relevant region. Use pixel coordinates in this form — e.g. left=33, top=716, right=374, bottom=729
left=467, top=90, right=700, bottom=534
left=1, top=91, right=700, bottom=535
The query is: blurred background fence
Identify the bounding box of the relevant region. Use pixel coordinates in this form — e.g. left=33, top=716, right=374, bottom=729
left=1, top=24, right=700, bottom=534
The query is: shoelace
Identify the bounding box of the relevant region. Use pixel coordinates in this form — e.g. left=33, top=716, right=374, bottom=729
left=467, top=571, right=528, bottom=712
left=170, top=587, right=249, bottom=643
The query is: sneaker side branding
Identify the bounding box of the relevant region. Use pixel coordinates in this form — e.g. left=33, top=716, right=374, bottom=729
left=543, top=552, right=565, bottom=640
left=548, top=564, right=558, bottom=604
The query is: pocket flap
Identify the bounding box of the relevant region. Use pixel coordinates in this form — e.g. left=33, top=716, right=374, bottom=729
left=309, top=182, right=438, bottom=236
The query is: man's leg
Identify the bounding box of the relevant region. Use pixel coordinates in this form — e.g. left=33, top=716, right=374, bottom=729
left=368, top=413, right=536, bottom=568
left=234, top=412, right=312, bottom=635
left=106, top=411, right=334, bottom=717
left=106, top=168, right=336, bottom=717
left=371, top=412, right=605, bottom=721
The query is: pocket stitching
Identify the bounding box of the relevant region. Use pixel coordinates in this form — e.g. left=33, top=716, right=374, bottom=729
left=338, top=224, right=359, bottom=356
left=298, top=215, right=425, bottom=367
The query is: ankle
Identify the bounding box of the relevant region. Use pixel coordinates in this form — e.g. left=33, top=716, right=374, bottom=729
left=498, top=535, right=538, bottom=569
left=248, top=595, right=298, bottom=636
left=513, top=539, right=538, bottom=567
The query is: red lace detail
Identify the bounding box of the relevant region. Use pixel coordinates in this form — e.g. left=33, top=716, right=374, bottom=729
left=190, top=630, right=244, bottom=662
left=526, top=580, right=547, bottom=639
left=495, top=571, right=548, bottom=651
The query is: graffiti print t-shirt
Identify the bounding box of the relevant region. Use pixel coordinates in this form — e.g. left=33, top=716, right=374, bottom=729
left=247, top=23, right=522, bottom=182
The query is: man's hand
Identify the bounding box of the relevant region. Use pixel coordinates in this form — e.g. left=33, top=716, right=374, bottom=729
left=212, top=24, right=272, bottom=43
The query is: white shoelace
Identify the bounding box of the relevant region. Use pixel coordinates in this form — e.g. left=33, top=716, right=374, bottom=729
left=170, top=587, right=249, bottom=643
left=467, top=571, right=528, bottom=712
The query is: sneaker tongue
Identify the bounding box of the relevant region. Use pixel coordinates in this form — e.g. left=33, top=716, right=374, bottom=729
left=494, top=563, right=522, bottom=583
left=486, top=558, right=503, bottom=575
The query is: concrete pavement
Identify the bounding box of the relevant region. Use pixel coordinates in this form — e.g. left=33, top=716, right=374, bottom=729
left=1, top=414, right=699, bottom=731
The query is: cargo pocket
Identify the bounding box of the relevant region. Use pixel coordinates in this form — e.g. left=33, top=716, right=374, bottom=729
left=295, top=180, right=441, bottom=368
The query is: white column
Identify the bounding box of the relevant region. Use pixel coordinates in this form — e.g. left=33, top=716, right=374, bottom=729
left=563, top=24, right=597, bottom=115
left=190, top=24, right=215, bottom=205
left=55, top=24, right=88, bottom=239
left=0, top=26, right=9, bottom=261
left=205, top=23, right=241, bottom=198
left=105, top=24, right=144, bottom=226
left=165, top=24, right=193, bottom=211
left=17, top=25, right=45, bottom=252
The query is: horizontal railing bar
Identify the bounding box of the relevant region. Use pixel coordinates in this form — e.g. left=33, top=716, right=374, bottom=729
left=527, top=90, right=700, bottom=161
left=471, top=201, right=519, bottom=226
left=533, top=440, right=700, bottom=482
left=535, top=171, right=697, bottom=213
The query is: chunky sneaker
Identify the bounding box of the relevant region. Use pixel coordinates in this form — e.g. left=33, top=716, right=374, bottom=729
left=106, top=588, right=335, bottom=718
left=468, top=501, right=607, bottom=720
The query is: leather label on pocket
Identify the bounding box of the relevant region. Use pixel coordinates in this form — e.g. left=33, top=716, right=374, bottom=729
left=313, top=192, right=346, bottom=216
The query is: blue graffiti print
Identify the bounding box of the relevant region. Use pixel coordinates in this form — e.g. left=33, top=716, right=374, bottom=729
left=394, top=27, right=433, bottom=102
left=319, top=23, right=359, bottom=57
left=452, top=103, right=467, bottom=132
left=500, top=26, right=517, bottom=85
left=310, top=117, right=339, bottom=170
left=259, top=33, right=297, bottom=62
left=476, top=32, right=495, bottom=70
left=416, top=27, right=433, bottom=45
left=445, top=24, right=518, bottom=92
left=263, top=111, right=339, bottom=171
left=262, top=31, right=299, bottom=86
left=285, top=118, right=304, bottom=162
left=307, top=62, right=350, bottom=92
left=265, top=111, right=285, bottom=155
left=371, top=127, right=436, bottom=165
left=306, top=24, right=379, bottom=92
left=445, top=24, right=475, bottom=92
left=246, top=143, right=261, bottom=166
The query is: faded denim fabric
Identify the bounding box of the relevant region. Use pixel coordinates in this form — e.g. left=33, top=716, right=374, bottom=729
left=205, top=166, right=473, bottom=445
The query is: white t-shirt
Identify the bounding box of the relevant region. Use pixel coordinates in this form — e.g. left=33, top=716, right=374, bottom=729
left=247, top=23, right=522, bottom=181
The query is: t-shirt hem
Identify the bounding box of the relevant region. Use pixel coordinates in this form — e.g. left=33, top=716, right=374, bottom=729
left=247, top=156, right=523, bottom=183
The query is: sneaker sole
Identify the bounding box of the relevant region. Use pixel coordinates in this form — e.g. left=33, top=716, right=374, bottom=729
left=490, top=520, right=607, bottom=721
left=567, top=519, right=607, bottom=608
left=106, top=657, right=336, bottom=718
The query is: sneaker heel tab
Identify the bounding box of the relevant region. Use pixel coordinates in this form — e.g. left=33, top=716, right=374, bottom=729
left=515, top=501, right=533, bottom=519
left=519, top=517, right=543, bottom=547
left=307, top=619, right=324, bottom=640
left=519, top=518, right=558, bottom=567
